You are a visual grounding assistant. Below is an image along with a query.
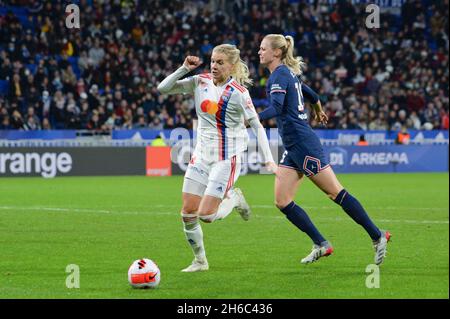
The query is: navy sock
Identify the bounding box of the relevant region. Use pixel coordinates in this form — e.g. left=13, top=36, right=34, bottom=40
left=334, top=189, right=381, bottom=240
left=280, top=201, right=326, bottom=245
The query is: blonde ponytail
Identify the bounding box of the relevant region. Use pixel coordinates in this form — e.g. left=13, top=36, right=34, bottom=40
left=264, top=34, right=306, bottom=76
left=212, top=44, right=253, bottom=87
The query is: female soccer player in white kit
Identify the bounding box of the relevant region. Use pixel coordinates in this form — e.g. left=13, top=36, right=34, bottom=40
left=158, top=44, right=277, bottom=272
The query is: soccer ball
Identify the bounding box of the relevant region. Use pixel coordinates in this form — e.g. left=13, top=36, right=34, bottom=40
left=128, top=258, right=161, bottom=289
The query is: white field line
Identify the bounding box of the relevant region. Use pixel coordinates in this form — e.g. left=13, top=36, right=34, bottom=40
left=114, top=204, right=446, bottom=212
left=0, top=205, right=448, bottom=225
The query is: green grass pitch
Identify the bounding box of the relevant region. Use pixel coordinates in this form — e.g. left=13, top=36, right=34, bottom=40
left=0, top=173, right=448, bottom=299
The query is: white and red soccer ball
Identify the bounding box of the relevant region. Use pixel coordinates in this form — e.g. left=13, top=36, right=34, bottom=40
left=128, top=258, right=161, bottom=288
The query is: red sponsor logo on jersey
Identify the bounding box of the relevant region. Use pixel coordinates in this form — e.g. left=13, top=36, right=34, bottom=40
left=201, top=99, right=219, bottom=114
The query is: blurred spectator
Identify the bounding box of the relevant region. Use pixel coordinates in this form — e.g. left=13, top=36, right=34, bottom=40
left=151, top=133, right=167, bottom=146
left=86, top=110, right=102, bottom=131
left=0, top=116, right=12, bottom=129
left=357, top=134, right=369, bottom=146
left=0, top=0, right=448, bottom=133
left=41, top=117, right=51, bottom=130
left=149, top=117, right=163, bottom=130
left=395, top=125, right=411, bottom=145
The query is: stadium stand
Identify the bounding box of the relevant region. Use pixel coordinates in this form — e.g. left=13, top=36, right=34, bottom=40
left=0, top=0, right=448, bottom=133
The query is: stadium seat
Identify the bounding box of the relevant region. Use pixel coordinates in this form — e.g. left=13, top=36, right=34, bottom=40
left=10, top=6, right=28, bottom=15
left=0, top=80, right=9, bottom=95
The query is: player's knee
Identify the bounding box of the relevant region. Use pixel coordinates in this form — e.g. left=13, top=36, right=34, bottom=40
left=198, top=211, right=216, bottom=223
left=327, top=188, right=344, bottom=201
left=275, top=197, right=291, bottom=210
left=181, top=211, right=198, bottom=223
left=181, top=203, right=198, bottom=215
left=327, top=192, right=338, bottom=201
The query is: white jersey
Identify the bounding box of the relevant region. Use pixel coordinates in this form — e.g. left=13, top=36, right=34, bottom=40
left=177, top=73, right=258, bottom=162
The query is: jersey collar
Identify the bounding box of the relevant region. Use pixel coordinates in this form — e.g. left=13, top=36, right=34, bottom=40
left=215, top=76, right=233, bottom=88
left=273, top=64, right=285, bottom=72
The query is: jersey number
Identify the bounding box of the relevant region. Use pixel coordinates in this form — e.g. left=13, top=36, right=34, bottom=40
left=294, top=82, right=305, bottom=111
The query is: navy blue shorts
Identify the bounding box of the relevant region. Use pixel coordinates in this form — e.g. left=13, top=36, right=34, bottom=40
left=279, top=144, right=330, bottom=177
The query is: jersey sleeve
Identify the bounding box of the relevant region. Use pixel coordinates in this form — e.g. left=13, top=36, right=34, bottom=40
left=268, top=71, right=289, bottom=114
left=177, top=75, right=197, bottom=94
left=239, top=90, right=258, bottom=121
left=269, top=71, right=289, bottom=96
left=301, top=83, right=319, bottom=104
left=157, top=66, right=197, bottom=95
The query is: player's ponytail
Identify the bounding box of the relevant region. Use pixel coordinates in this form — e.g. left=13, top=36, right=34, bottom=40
left=284, top=36, right=306, bottom=76
left=264, top=34, right=306, bottom=76
left=212, top=44, right=253, bottom=88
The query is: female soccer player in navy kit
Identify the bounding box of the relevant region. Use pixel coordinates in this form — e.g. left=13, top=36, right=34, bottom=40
left=258, top=34, right=391, bottom=265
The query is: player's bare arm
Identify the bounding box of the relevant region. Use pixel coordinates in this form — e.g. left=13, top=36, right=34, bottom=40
left=311, top=101, right=328, bottom=125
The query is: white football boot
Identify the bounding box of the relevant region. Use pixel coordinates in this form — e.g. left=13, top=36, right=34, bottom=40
left=373, top=230, right=391, bottom=265
left=301, top=242, right=334, bottom=264
left=233, top=188, right=251, bottom=221
left=181, top=258, right=209, bottom=272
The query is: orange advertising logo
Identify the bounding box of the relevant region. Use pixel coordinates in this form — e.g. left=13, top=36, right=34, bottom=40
left=146, top=146, right=171, bottom=176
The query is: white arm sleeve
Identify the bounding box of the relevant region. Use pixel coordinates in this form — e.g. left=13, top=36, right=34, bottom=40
left=157, top=65, right=195, bottom=95
left=248, top=116, right=274, bottom=164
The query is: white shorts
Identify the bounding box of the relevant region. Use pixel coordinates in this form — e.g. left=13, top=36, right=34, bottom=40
left=182, top=154, right=241, bottom=199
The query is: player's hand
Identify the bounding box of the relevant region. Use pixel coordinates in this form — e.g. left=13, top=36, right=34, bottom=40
left=265, top=161, right=278, bottom=174
left=183, top=56, right=202, bottom=71
left=314, top=110, right=328, bottom=125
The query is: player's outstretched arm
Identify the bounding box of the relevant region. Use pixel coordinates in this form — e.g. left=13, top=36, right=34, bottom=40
left=301, top=83, right=328, bottom=125
left=310, top=100, right=328, bottom=125
left=313, top=102, right=328, bottom=125
left=157, top=56, right=202, bottom=95
left=248, top=116, right=277, bottom=173
left=257, top=91, right=285, bottom=121
left=182, top=55, right=202, bottom=71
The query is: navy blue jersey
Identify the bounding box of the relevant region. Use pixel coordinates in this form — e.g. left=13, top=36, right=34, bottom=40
left=258, top=64, right=329, bottom=176
left=260, top=64, right=319, bottom=147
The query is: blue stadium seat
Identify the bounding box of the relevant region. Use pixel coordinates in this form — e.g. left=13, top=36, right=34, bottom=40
left=68, top=56, right=78, bottom=64
left=67, top=56, right=81, bottom=79
left=0, top=80, right=9, bottom=96
left=10, top=6, right=28, bottom=15
left=16, top=13, right=31, bottom=27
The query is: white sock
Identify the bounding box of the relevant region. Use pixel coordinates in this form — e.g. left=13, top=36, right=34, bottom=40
left=216, top=189, right=239, bottom=220
left=182, top=213, right=206, bottom=261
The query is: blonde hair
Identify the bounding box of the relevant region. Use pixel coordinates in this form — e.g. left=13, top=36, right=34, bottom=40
left=264, top=34, right=306, bottom=76
left=212, top=44, right=253, bottom=87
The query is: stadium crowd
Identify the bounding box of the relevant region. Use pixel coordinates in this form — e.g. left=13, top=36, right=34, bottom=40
left=0, top=0, right=448, bottom=132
